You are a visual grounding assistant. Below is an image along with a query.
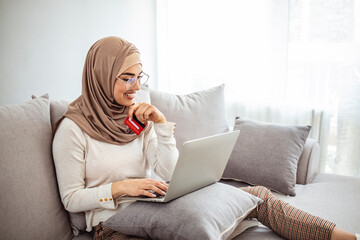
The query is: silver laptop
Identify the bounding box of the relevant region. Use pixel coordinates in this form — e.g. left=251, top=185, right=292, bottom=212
left=121, top=130, right=240, bottom=203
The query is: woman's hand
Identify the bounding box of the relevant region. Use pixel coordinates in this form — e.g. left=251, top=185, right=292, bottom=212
left=111, top=179, right=168, bottom=199
left=128, top=102, right=166, bottom=124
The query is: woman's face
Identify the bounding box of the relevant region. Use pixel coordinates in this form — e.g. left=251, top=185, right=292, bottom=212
left=113, top=64, right=142, bottom=106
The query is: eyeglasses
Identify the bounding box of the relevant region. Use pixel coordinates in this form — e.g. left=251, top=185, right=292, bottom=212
left=116, top=72, right=149, bottom=90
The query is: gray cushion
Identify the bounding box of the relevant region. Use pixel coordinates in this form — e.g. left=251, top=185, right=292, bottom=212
left=222, top=117, right=311, bottom=196
left=50, top=99, right=71, bottom=130
left=135, top=84, right=151, bottom=104
left=0, top=96, right=72, bottom=240
left=150, top=84, right=229, bottom=149
left=296, top=138, right=320, bottom=184
left=233, top=224, right=284, bottom=240
left=104, top=182, right=262, bottom=240
left=50, top=99, right=87, bottom=236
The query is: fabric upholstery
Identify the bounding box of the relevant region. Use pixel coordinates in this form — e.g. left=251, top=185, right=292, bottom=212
left=50, top=99, right=88, bottom=235
left=134, top=84, right=151, bottom=104
left=50, top=99, right=71, bottom=130
left=150, top=84, right=229, bottom=149
left=275, top=173, right=360, bottom=234
left=104, top=182, right=262, bottom=240
left=0, top=96, right=72, bottom=240
left=223, top=139, right=320, bottom=186
left=296, top=138, right=320, bottom=184
left=222, top=117, right=311, bottom=196
left=234, top=225, right=284, bottom=240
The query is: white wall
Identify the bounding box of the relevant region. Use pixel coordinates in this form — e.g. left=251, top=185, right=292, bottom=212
left=0, top=0, right=157, bottom=105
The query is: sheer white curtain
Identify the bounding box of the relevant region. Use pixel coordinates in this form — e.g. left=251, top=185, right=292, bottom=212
left=287, top=0, right=360, bottom=176
left=155, top=0, right=360, bottom=177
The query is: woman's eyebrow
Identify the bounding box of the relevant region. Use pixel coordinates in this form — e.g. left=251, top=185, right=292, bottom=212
left=120, top=71, right=143, bottom=77
left=120, top=72, right=135, bottom=77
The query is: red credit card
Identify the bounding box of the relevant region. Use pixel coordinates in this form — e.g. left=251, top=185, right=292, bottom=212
left=124, top=115, right=146, bottom=135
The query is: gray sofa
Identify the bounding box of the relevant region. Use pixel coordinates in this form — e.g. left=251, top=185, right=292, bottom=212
left=1, top=86, right=359, bottom=240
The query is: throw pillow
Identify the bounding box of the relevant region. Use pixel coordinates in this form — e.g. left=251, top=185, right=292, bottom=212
left=222, top=117, right=311, bottom=196
left=104, top=182, right=262, bottom=240
left=50, top=99, right=71, bottom=130
left=0, top=96, right=72, bottom=239
left=150, top=84, right=229, bottom=149
left=49, top=99, right=86, bottom=235
left=135, top=84, right=151, bottom=104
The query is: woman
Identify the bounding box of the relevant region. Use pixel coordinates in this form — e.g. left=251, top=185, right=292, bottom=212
left=53, top=36, right=358, bottom=240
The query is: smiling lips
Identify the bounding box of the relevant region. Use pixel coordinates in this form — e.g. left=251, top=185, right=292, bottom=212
left=125, top=92, right=136, bottom=99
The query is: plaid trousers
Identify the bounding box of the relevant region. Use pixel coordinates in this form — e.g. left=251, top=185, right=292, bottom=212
left=94, top=186, right=336, bottom=240
left=241, top=186, right=336, bottom=240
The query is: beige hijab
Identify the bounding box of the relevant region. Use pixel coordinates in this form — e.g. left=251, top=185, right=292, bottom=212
left=60, top=36, right=147, bottom=145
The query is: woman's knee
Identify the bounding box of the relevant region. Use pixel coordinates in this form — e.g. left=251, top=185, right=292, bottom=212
left=241, top=185, right=271, bottom=200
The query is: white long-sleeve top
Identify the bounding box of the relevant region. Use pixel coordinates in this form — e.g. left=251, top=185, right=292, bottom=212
left=52, top=117, right=179, bottom=232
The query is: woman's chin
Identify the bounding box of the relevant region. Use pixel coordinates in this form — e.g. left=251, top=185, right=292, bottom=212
left=123, top=101, right=134, bottom=106
left=114, top=99, right=134, bottom=106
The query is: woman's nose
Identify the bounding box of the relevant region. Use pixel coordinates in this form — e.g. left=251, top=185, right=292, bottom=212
left=132, top=79, right=141, bottom=91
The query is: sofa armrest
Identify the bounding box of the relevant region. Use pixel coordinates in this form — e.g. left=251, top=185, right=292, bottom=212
left=296, top=138, right=320, bottom=185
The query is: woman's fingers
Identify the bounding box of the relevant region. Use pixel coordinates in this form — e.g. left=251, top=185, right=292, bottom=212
left=127, top=103, right=141, bottom=120
left=148, top=182, right=168, bottom=196
left=128, top=102, right=149, bottom=123
left=145, top=180, right=168, bottom=196
left=134, top=104, right=151, bottom=123
left=156, top=181, right=169, bottom=191
left=124, top=179, right=169, bottom=197
left=140, top=189, right=157, bottom=198
left=147, top=186, right=165, bottom=196
left=128, top=102, right=166, bottom=124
